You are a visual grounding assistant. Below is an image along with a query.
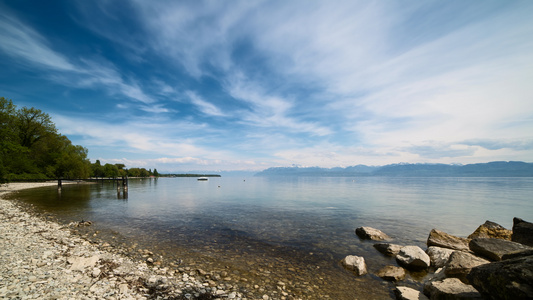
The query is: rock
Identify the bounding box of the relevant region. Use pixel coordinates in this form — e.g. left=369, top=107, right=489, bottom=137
left=502, top=249, right=533, bottom=260
left=424, top=278, right=482, bottom=299
left=467, top=255, right=533, bottom=300
left=468, top=220, right=512, bottom=240
left=469, top=238, right=531, bottom=261
left=512, top=217, right=533, bottom=246
left=395, top=286, right=429, bottom=300
left=444, top=251, right=490, bottom=283
left=427, top=229, right=470, bottom=251
left=427, top=246, right=455, bottom=268
left=375, top=265, right=405, bottom=281
left=355, top=226, right=390, bottom=240
left=67, top=255, right=100, bottom=271
left=374, top=243, right=403, bottom=256
left=396, top=246, right=430, bottom=270
left=340, top=255, right=367, bottom=275
left=119, top=283, right=129, bottom=294
left=91, top=268, right=101, bottom=278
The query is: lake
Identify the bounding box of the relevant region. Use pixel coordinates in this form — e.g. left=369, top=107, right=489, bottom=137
left=9, top=176, right=533, bottom=299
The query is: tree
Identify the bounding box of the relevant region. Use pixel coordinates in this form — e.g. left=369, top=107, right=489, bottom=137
left=0, top=97, right=92, bottom=181
left=139, top=168, right=150, bottom=177
left=153, top=168, right=159, bottom=177
left=16, top=106, right=57, bottom=148
left=91, top=160, right=105, bottom=177
left=55, top=142, right=90, bottom=179
left=103, top=163, right=119, bottom=177
left=0, top=97, right=18, bottom=181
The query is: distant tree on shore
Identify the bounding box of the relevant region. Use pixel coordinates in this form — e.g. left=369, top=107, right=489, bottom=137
left=0, top=97, right=91, bottom=181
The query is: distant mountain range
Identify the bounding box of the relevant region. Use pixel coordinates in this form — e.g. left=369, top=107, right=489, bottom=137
left=254, top=161, right=533, bottom=177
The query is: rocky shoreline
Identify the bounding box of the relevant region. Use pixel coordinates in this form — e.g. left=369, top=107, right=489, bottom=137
left=0, top=182, right=252, bottom=300
left=3, top=182, right=532, bottom=300
left=345, top=220, right=533, bottom=299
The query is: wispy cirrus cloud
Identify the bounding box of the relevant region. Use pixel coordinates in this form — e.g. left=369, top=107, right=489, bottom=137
left=186, top=91, right=226, bottom=117
left=0, top=6, right=156, bottom=107
left=0, top=10, right=75, bottom=71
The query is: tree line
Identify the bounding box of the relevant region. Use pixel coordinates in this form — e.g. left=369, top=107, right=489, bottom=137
left=91, top=161, right=158, bottom=178
left=0, top=97, right=158, bottom=183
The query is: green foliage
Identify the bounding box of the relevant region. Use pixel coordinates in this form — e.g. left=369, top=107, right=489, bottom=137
left=103, top=163, right=119, bottom=177
left=0, top=97, right=90, bottom=181
left=0, top=97, right=159, bottom=182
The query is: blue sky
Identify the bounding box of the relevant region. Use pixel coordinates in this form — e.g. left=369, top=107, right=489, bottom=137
left=1, top=1, right=532, bottom=172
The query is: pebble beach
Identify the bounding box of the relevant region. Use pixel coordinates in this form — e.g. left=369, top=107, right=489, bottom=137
left=0, top=182, right=251, bottom=300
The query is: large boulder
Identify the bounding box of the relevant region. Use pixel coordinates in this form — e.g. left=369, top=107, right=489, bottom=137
left=468, top=220, right=512, bottom=240
left=444, top=251, right=490, bottom=283
left=467, top=255, right=533, bottom=300
left=423, top=278, right=482, bottom=300
left=427, top=229, right=470, bottom=251
left=396, top=246, right=431, bottom=270
left=340, top=255, right=367, bottom=276
left=355, top=226, right=390, bottom=241
left=427, top=246, right=455, bottom=268
left=374, top=243, right=402, bottom=256
left=375, top=265, right=406, bottom=281
left=469, top=238, right=531, bottom=261
left=512, top=217, right=533, bottom=246
left=395, top=286, right=429, bottom=300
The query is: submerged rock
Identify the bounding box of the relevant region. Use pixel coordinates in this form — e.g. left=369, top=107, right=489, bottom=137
left=373, top=243, right=402, bottom=256
left=469, top=238, right=531, bottom=261
left=376, top=265, right=405, bottom=281
left=468, top=220, right=512, bottom=240
left=512, top=217, right=533, bottom=246
left=426, top=246, right=454, bottom=268
left=340, top=255, right=367, bottom=276
left=395, top=286, right=429, bottom=300
left=427, top=229, right=470, bottom=251
left=467, top=254, right=533, bottom=300
left=396, top=246, right=430, bottom=270
left=355, top=227, right=390, bottom=241
left=424, top=278, right=482, bottom=299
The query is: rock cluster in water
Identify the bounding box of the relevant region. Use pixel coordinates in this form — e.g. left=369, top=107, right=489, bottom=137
left=344, top=220, right=533, bottom=300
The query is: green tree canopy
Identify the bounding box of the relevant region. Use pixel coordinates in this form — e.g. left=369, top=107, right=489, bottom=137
left=0, top=97, right=90, bottom=181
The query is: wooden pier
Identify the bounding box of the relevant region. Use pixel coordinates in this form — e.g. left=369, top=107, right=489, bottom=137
left=58, top=176, right=129, bottom=192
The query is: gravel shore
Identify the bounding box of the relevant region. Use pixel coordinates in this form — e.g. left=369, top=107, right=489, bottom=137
left=0, top=182, right=251, bottom=300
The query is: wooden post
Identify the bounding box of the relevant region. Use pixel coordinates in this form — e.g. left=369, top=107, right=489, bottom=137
left=58, top=179, right=62, bottom=191
left=123, top=176, right=128, bottom=192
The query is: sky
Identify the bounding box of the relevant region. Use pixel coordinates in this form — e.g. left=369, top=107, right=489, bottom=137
left=1, top=1, right=532, bottom=173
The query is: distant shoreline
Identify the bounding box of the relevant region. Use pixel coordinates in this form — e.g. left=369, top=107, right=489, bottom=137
left=255, top=161, right=533, bottom=177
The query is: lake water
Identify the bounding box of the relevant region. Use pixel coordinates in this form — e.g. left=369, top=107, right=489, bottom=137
left=9, top=176, right=533, bottom=299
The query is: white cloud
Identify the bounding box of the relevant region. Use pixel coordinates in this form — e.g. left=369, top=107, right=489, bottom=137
left=0, top=9, right=75, bottom=71
left=186, top=91, right=226, bottom=117
left=0, top=8, right=156, bottom=107
left=225, top=72, right=332, bottom=136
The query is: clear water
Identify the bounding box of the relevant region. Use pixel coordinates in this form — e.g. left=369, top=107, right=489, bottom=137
left=9, top=176, right=533, bottom=299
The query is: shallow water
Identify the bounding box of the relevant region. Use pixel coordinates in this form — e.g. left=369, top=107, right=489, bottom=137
left=9, top=177, right=533, bottom=299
